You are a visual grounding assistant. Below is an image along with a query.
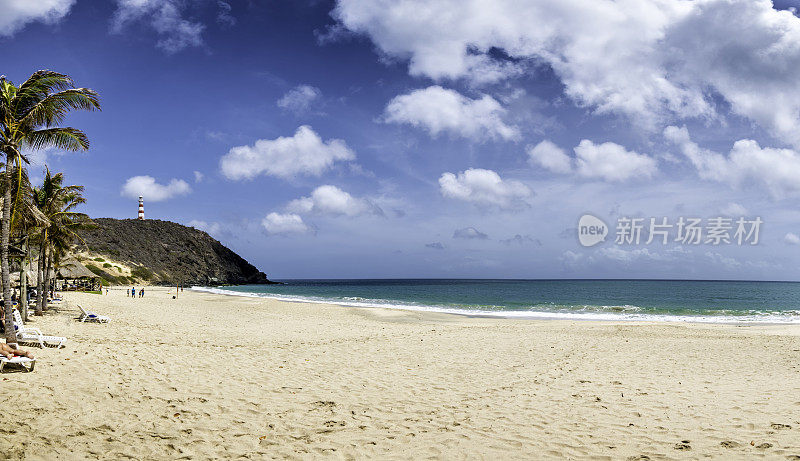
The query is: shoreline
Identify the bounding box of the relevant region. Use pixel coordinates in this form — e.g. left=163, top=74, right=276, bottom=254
left=2, top=287, right=798, bottom=459
left=190, top=285, right=800, bottom=326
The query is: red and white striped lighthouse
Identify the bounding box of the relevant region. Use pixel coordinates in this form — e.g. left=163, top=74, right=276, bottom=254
left=137, top=196, right=144, bottom=220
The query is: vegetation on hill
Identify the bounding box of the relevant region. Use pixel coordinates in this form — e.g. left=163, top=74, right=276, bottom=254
left=76, top=218, right=272, bottom=286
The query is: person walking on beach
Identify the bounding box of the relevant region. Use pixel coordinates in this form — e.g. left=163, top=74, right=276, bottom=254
left=139, top=288, right=144, bottom=298
left=131, top=286, right=135, bottom=299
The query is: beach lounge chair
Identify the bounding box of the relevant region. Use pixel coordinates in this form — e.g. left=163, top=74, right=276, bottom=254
left=77, top=305, right=110, bottom=323
left=12, top=310, right=67, bottom=348
left=0, top=355, right=35, bottom=372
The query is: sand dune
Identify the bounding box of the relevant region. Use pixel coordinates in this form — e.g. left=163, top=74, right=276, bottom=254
left=1, top=287, right=798, bottom=459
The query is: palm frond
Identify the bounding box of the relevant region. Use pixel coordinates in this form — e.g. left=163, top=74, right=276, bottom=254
left=13, top=71, right=75, bottom=116
left=18, top=88, right=100, bottom=128
left=23, top=127, right=90, bottom=152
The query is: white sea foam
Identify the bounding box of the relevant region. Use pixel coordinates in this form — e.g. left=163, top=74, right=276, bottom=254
left=190, top=286, right=800, bottom=324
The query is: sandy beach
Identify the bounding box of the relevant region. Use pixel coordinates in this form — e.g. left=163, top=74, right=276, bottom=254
left=1, top=287, right=798, bottom=460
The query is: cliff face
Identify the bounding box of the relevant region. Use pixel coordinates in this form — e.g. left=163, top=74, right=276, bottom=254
left=76, top=218, right=271, bottom=286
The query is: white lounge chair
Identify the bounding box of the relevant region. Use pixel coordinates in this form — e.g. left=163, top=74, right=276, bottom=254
left=0, top=355, right=35, bottom=372
left=13, top=309, right=67, bottom=348
left=77, top=305, right=110, bottom=323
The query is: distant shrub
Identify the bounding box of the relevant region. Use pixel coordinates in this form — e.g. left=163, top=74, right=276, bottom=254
left=103, top=263, right=112, bottom=268
left=131, top=266, right=154, bottom=280
left=94, top=257, right=105, bottom=262
left=87, top=264, right=119, bottom=285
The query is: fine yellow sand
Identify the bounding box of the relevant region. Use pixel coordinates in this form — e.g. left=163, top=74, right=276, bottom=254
left=1, top=287, right=799, bottom=460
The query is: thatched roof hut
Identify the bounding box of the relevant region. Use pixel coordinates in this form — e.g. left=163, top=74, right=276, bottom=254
left=57, top=258, right=99, bottom=279
left=55, top=258, right=101, bottom=291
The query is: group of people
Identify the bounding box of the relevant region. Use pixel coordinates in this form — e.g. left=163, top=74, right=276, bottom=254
left=127, top=286, right=145, bottom=298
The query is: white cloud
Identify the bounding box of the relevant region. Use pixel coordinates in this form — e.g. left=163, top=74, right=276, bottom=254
left=0, top=0, right=74, bottom=36
left=220, top=125, right=355, bottom=180
left=112, top=0, right=204, bottom=53
left=216, top=0, right=235, bottom=27
left=597, top=247, right=664, bottom=263
left=528, top=140, right=571, bottom=174
left=665, top=126, right=800, bottom=198
left=287, top=185, right=381, bottom=217
left=22, top=146, right=64, bottom=168
left=121, top=175, right=191, bottom=202
left=384, top=86, right=519, bottom=140
left=193, top=170, right=204, bottom=183
left=439, top=168, right=531, bottom=209
left=453, top=227, right=488, bottom=240
left=785, top=233, right=800, bottom=245
left=277, top=85, right=321, bottom=113
left=574, top=140, right=657, bottom=181
left=720, top=202, right=748, bottom=217
left=704, top=251, right=742, bottom=269
left=334, top=0, right=800, bottom=145
left=262, top=213, right=308, bottom=235
left=528, top=139, right=656, bottom=182
left=188, top=220, right=222, bottom=237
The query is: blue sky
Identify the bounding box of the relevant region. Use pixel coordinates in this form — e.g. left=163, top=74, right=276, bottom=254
left=3, top=0, right=800, bottom=280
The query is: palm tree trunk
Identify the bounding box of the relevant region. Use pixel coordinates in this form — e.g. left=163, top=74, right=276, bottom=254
left=2, top=162, right=16, bottom=345
left=20, top=237, right=29, bottom=322
left=36, top=239, right=46, bottom=315
left=43, top=251, right=53, bottom=309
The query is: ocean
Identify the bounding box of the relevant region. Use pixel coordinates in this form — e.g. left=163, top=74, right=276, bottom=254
left=194, top=279, right=800, bottom=323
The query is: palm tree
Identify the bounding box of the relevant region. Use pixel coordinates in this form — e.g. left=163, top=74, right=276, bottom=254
left=0, top=70, right=99, bottom=344
left=33, top=168, right=91, bottom=316
left=1, top=164, right=48, bottom=321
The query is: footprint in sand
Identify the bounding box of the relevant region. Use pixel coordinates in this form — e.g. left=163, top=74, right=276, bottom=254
left=674, top=440, right=691, bottom=450
left=720, top=441, right=739, bottom=448
left=771, top=423, right=792, bottom=430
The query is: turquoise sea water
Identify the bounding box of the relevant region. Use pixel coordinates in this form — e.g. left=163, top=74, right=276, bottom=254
left=194, top=279, right=800, bottom=323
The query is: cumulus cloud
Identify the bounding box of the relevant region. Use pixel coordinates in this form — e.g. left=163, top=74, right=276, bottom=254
left=528, top=139, right=656, bottom=181
left=111, top=0, right=204, bottom=53
left=425, top=242, right=445, bottom=250
left=287, top=185, right=381, bottom=217
left=188, top=220, right=222, bottom=237
left=528, top=140, right=572, bottom=174
left=121, top=175, right=191, bottom=202
left=665, top=126, right=800, bottom=198
left=334, top=0, right=800, bottom=144
left=193, top=170, right=204, bottom=183
left=384, top=86, right=519, bottom=140
left=574, top=140, right=657, bottom=181
left=0, top=0, right=74, bottom=36
left=220, top=126, right=355, bottom=180
left=262, top=212, right=309, bottom=235
left=277, top=85, right=321, bottom=113
left=452, top=227, right=488, bottom=240
left=785, top=233, right=800, bottom=245
left=439, top=168, right=531, bottom=209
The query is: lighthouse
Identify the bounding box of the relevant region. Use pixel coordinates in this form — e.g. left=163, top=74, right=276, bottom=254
left=138, top=196, right=144, bottom=220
